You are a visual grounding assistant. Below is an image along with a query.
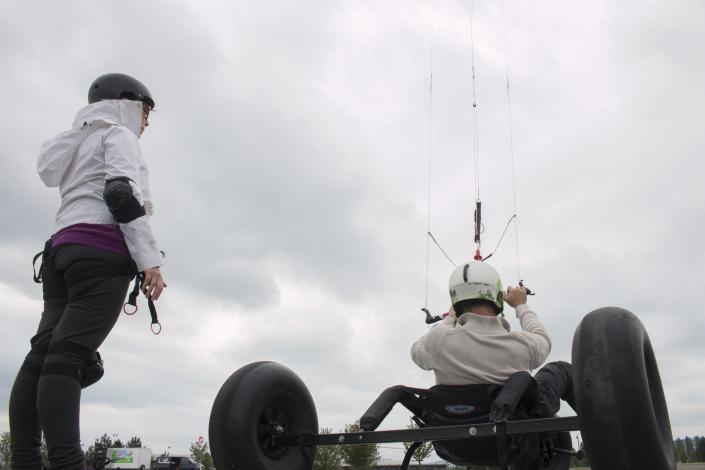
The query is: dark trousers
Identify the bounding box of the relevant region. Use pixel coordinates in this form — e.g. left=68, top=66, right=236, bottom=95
left=9, top=244, right=132, bottom=470
left=532, top=361, right=576, bottom=417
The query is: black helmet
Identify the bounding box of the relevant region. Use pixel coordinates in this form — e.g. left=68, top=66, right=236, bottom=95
left=88, top=73, right=155, bottom=109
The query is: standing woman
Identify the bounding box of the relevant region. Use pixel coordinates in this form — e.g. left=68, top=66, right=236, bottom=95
left=9, top=73, right=166, bottom=470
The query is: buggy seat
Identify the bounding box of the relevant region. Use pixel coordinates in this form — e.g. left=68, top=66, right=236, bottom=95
left=359, top=371, right=540, bottom=467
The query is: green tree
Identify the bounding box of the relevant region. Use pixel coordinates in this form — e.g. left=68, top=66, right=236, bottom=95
left=686, top=436, right=695, bottom=462
left=126, top=436, right=143, bottom=448
left=338, top=422, right=379, bottom=470
left=189, top=438, right=213, bottom=469
left=675, top=437, right=687, bottom=463
left=41, top=438, right=49, bottom=469
left=85, top=434, right=115, bottom=470
left=402, top=420, right=433, bottom=466
left=113, top=439, right=125, bottom=449
left=313, top=428, right=341, bottom=470
left=696, top=436, right=705, bottom=462
left=1, top=431, right=11, bottom=468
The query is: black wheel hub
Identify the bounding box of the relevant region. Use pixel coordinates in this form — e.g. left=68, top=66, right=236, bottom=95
left=257, top=405, right=288, bottom=458
left=540, top=434, right=560, bottom=468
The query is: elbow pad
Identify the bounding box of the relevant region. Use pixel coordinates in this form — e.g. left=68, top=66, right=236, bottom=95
left=104, top=177, right=147, bottom=223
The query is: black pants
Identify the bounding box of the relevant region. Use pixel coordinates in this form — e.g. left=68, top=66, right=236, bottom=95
left=532, top=361, right=576, bottom=417
left=9, top=244, right=132, bottom=470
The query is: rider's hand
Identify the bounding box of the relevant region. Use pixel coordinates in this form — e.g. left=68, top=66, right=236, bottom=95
left=505, top=285, right=527, bottom=308
left=142, top=267, right=167, bottom=301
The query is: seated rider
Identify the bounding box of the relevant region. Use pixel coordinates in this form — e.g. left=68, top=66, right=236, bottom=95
left=411, top=260, right=574, bottom=417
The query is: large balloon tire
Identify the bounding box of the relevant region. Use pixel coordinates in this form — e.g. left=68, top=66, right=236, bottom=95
left=209, top=361, right=318, bottom=470
left=572, top=307, right=676, bottom=470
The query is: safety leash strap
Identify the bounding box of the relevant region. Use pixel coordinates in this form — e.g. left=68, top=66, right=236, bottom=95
left=32, top=239, right=162, bottom=333
left=32, top=239, right=53, bottom=283
left=125, top=273, right=162, bottom=335
left=32, top=251, right=44, bottom=283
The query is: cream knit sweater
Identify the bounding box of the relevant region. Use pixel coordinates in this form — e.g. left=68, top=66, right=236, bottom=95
left=411, top=304, right=551, bottom=385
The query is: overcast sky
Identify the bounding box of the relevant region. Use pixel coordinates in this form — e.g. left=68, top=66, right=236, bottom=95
left=1, top=0, right=704, bottom=463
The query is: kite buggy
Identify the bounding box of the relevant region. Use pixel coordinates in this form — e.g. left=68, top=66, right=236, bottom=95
left=206, top=5, right=676, bottom=469
left=208, top=306, right=676, bottom=470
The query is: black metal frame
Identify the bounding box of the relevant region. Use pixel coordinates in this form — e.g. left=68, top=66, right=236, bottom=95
left=272, top=416, right=580, bottom=470
left=273, top=416, right=578, bottom=447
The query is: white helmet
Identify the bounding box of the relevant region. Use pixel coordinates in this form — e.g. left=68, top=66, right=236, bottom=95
left=448, top=260, right=504, bottom=314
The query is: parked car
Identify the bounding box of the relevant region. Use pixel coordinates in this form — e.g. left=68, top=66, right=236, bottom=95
left=154, top=455, right=202, bottom=470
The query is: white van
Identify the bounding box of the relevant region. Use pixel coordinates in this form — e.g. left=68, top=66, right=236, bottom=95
left=105, top=448, right=153, bottom=470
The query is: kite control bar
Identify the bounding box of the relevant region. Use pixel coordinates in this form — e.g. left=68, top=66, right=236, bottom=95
left=519, top=280, right=535, bottom=296
left=421, top=281, right=535, bottom=325
left=421, top=308, right=447, bottom=324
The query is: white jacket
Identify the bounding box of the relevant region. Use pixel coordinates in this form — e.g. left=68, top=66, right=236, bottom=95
left=37, top=100, right=162, bottom=272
